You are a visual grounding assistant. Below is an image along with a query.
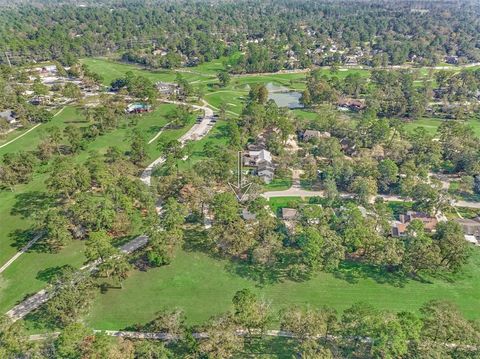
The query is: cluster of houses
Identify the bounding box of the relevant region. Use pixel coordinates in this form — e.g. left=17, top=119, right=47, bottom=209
left=243, top=141, right=275, bottom=184
left=276, top=205, right=480, bottom=246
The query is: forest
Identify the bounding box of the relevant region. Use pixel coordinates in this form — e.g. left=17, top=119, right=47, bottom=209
left=0, top=0, right=480, bottom=70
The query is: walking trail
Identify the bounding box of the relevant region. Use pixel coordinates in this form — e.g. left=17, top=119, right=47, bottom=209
left=5, top=101, right=216, bottom=322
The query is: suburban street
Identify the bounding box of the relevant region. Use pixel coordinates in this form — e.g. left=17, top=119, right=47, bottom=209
left=263, top=187, right=480, bottom=209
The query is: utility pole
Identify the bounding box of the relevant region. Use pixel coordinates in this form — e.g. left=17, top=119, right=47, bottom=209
left=4, top=51, right=12, bottom=67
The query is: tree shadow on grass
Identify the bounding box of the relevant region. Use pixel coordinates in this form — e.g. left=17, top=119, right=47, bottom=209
left=332, top=261, right=415, bottom=287
left=10, top=191, right=55, bottom=219
left=36, top=265, right=71, bottom=283
left=225, top=260, right=288, bottom=288
left=8, top=228, right=51, bottom=253
left=211, top=123, right=229, bottom=139
left=241, top=336, right=298, bottom=358
left=147, top=124, right=165, bottom=135
left=23, top=308, right=58, bottom=331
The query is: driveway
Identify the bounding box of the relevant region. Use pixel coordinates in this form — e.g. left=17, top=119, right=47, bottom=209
left=140, top=100, right=215, bottom=186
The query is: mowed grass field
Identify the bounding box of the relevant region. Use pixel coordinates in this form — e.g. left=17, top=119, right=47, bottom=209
left=0, top=103, right=194, bottom=313
left=85, top=246, right=480, bottom=330
left=404, top=117, right=480, bottom=137
left=80, top=58, right=216, bottom=86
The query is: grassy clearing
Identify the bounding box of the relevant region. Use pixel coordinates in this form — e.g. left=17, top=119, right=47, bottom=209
left=84, top=245, right=480, bottom=330
left=0, top=241, right=86, bottom=313
left=267, top=197, right=307, bottom=216
left=404, top=117, right=480, bottom=137
left=0, top=103, right=193, bottom=313
left=80, top=58, right=214, bottom=86
left=263, top=177, right=292, bottom=191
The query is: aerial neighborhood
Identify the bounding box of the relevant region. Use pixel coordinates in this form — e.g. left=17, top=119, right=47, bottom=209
left=1, top=1, right=480, bottom=358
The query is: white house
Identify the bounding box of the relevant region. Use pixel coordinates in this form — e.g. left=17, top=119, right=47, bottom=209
left=244, top=149, right=272, bottom=167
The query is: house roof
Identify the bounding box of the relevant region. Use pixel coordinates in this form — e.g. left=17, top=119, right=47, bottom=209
left=0, top=110, right=15, bottom=123
left=303, top=129, right=331, bottom=140
left=400, top=211, right=438, bottom=232
left=455, top=218, right=480, bottom=236
left=257, top=160, right=274, bottom=172
left=282, top=208, right=298, bottom=220
left=249, top=149, right=272, bottom=163
left=242, top=208, right=257, bottom=221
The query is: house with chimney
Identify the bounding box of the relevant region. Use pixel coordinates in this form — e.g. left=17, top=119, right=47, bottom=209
left=391, top=211, right=438, bottom=237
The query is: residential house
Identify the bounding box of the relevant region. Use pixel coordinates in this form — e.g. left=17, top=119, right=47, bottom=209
left=345, top=56, right=358, bottom=66
left=0, top=110, right=16, bottom=124
left=337, top=98, right=366, bottom=112
left=241, top=208, right=257, bottom=221
left=455, top=218, right=480, bottom=245
left=340, top=138, right=357, bottom=156
left=37, top=65, right=57, bottom=75
left=243, top=149, right=272, bottom=167
left=125, top=103, right=152, bottom=114
left=152, top=48, right=168, bottom=57
left=445, top=55, right=459, bottom=65
left=302, top=129, right=331, bottom=142
left=156, top=82, right=179, bottom=96
left=391, top=211, right=438, bottom=237
left=257, top=161, right=275, bottom=184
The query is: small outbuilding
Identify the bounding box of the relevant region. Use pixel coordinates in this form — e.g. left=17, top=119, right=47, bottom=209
left=126, top=103, right=152, bottom=114
left=281, top=208, right=298, bottom=220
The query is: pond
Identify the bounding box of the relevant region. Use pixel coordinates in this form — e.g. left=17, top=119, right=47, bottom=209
left=266, top=82, right=304, bottom=109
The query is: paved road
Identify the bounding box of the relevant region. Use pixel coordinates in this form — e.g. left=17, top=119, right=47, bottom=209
left=141, top=100, right=215, bottom=186
left=27, top=329, right=479, bottom=351
left=6, top=100, right=217, bottom=322
left=28, top=329, right=299, bottom=342
left=6, top=234, right=150, bottom=322
left=262, top=187, right=480, bottom=209
left=119, top=235, right=149, bottom=253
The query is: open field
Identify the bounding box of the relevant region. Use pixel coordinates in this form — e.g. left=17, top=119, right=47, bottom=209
left=5, top=57, right=480, bottom=334
left=0, top=103, right=194, bottom=313
left=80, top=58, right=215, bottom=86
left=404, top=117, right=480, bottom=137
left=83, top=245, right=480, bottom=330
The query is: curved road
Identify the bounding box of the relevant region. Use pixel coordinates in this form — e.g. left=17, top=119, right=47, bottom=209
left=141, top=100, right=215, bottom=186
left=5, top=101, right=216, bottom=322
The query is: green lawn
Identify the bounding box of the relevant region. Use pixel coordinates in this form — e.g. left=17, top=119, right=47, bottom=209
left=0, top=103, right=194, bottom=313
left=84, top=245, right=480, bottom=330
left=404, top=117, right=480, bottom=137
left=263, top=177, right=293, bottom=191
left=80, top=58, right=215, bottom=86
left=267, top=197, right=307, bottom=216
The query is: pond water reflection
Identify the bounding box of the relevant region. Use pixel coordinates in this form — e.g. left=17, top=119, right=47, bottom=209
left=266, top=82, right=303, bottom=109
